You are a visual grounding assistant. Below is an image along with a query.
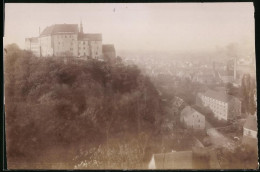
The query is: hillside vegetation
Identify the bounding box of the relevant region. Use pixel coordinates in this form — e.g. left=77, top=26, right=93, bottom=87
left=4, top=44, right=163, bottom=169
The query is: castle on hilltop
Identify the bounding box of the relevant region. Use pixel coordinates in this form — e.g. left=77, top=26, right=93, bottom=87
left=25, top=21, right=116, bottom=60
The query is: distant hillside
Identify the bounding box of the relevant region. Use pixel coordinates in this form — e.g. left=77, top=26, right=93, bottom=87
left=4, top=44, right=163, bottom=168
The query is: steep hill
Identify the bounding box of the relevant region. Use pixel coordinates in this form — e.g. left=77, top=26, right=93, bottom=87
left=4, top=44, right=163, bottom=168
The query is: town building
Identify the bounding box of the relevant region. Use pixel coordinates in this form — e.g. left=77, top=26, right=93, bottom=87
left=176, top=71, right=192, bottom=80
left=180, top=106, right=205, bottom=130
left=148, top=151, right=193, bottom=169
left=242, top=114, right=258, bottom=149
left=243, top=115, right=257, bottom=139
left=192, top=71, right=218, bottom=85
left=197, top=89, right=241, bottom=121
left=217, top=70, right=235, bottom=83
left=25, top=22, right=115, bottom=60
left=212, top=58, right=242, bottom=85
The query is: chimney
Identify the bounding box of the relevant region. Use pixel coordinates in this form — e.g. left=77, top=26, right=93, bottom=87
left=80, top=20, right=83, bottom=33
left=234, top=58, right=237, bottom=80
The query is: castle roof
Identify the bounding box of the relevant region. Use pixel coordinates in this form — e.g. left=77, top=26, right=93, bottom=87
left=40, top=24, right=102, bottom=41
left=40, top=24, right=78, bottom=36
left=152, top=151, right=193, bottom=169
left=102, top=44, right=115, bottom=53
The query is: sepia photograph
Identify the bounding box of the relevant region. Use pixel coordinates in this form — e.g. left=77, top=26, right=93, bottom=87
left=3, top=2, right=258, bottom=169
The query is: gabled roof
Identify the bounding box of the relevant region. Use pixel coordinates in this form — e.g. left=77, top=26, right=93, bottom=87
left=181, top=106, right=204, bottom=119
left=203, top=89, right=234, bottom=103
left=153, top=151, right=193, bottom=169
left=40, top=24, right=78, bottom=36
left=244, top=115, right=257, bottom=131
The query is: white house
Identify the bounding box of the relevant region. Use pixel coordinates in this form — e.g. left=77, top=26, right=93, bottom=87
left=197, top=89, right=241, bottom=121
left=180, top=106, right=205, bottom=130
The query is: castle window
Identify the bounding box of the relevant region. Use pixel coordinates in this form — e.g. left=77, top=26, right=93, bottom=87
left=65, top=35, right=67, bottom=38
left=83, top=42, right=85, bottom=45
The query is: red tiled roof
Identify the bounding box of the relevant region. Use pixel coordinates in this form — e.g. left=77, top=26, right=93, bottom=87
left=40, top=24, right=78, bottom=36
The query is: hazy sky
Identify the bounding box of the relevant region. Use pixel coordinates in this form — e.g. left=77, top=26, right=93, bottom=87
left=4, top=3, right=255, bottom=54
